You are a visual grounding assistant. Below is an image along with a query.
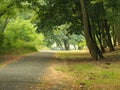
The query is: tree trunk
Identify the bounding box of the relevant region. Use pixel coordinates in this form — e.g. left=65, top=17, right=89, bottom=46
left=80, top=0, right=103, bottom=60
left=0, top=16, right=9, bottom=55
left=96, top=34, right=105, bottom=53
left=74, top=45, right=77, bottom=50
left=63, top=39, right=69, bottom=50
left=96, top=21, right=105, bottom=53
left=0, top=33, right=4, bottom=55
left=1, top=16, right=9, bottom=33
left=114, top=24, right=120, bottom=46
left=0, top=16, right=9, bottom=61
left=103, top=19, right=115, bottom=51
left=112, top=26, right=117, bottom=46
left=118, top=38, right=120, bottom=46
left=0, top=33, right=4, bottom=62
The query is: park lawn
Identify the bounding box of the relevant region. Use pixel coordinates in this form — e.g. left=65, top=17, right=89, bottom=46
left=54, top=48, right=120, bottom=89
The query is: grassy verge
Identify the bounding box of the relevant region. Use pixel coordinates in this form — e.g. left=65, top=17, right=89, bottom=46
left=55, top=50, right=91, bottom=61
left=0, top=47, right=38, bottom=67
left=54, top=49, right=120, bottom=89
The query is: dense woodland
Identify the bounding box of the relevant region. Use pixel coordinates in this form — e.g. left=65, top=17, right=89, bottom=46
left=0, top=0, right=120, bottom=60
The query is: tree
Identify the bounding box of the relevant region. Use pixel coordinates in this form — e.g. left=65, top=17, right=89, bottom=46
left=2, top=0, right=117, bottom=59
left=0, top=0, right=21, bottom=55
left=5, top=18, right=35, bottom=45
left=106, top=0, right=120, bottom=46
left=80, top=0, right=103, bottom=60
left=26, top=0, right=104, bottom=60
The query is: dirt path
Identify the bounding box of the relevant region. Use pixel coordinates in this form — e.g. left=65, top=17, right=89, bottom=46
left=0, top=51, right=59, bottom=90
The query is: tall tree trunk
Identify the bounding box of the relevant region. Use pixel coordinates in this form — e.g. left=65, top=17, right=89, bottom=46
left=0, top=16, right=9, bottom=61
left=112, top=7, right=120, bottom=46
left=74, top=45, right=77, bottom=50
left=1, top=16, right=9, bottom=33
left=80, top=0, right=103, bottom=60
left=103, top=19, right=115, bottom=51
left=118, top=37, right=120, bottom=46
left=96, top=34, right=105, bottom=53
left=0, top=33, right=4, bottom=59
left=112, top=26, right=117, bottom=46
left=97, top=21, right=105, bottom=53
left=114, top=24, right=120, bottom=46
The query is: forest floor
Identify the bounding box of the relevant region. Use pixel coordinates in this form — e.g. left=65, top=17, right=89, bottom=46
left=0, top=47, right=120, bottom=90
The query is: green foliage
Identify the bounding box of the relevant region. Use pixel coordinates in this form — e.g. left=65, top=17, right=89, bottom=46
left=78, top=40, right=86, bottom=48
left=32, top=0, right=82, bottom=35
left=0, top=0, right=120, bottom=57
left=2, top=17, right=45, bottom=53
left=70, top=34, right=85, bottom=45
left=91, top=0, right=103, bottom=5
left=4, top=18, right=36, bottom=44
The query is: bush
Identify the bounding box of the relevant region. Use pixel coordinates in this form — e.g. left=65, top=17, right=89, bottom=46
left=21, top=45, right=37, bottom=51
left=1, top=17, right=46, bottom=54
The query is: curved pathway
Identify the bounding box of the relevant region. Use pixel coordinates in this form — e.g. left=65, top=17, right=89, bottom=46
left=0, top=51, right=56, bottom=90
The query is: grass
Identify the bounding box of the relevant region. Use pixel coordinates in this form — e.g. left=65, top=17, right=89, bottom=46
left=54, top=47, right=120, bottom=89
left=0, top=47, right=37, bottom=67
left=55, top=50, right=91, bottom=61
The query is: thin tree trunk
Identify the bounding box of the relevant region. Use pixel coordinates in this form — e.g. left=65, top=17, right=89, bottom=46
left=74, top=45, right=77, bottom=50
left=80, top=0, right=103, bottom=60
left=96, top=34, right=105, bottom=53
left=0, top=16, right=9, bottom=61
left=63, top=39, right=69, bottom=50
left=1, top=16, right=9, bottom=33
left=114, top=24, right=120, bottom=46
left=0, top=33, right=4, bottom=57
left=103, top=19, right=115, bottom=51
left=112, top=26, right=117, bottom=46
left=97, top=21, right=105, bottom=53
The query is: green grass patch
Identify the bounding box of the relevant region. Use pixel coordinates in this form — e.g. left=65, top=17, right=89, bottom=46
left=2, top=45, right=37, bottom=55
left=0, top=45, right=38, bottom=65
left=55, top=50, right=90, bottom=61
left=56, top=62, right=120, bottom=86
left=55, top=49, right=120, bottom=89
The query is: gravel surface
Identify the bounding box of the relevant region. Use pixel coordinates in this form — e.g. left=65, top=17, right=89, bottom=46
left=0, top=51, right=55, bottom=90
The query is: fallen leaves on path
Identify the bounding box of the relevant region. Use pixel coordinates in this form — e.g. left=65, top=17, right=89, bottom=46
left=32, top=63, right=80, bottom=90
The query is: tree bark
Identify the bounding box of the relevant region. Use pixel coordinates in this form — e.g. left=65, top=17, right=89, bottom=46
left=96, top=34, right=105, bottom=53
left=103, top=19, right=115, bottom=51
left=1, top=16, right=9, bottom=33
left=0, top=33, right=4, bottom=54
left=96, top=21, right=105, bottom=53
left=114, top=24, right=120, bottom=46
left=63, top=39, right=69, bottom=50
left=80, top=0, right=103, bottom=60
left=112, top=26, right=117, bottom=46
